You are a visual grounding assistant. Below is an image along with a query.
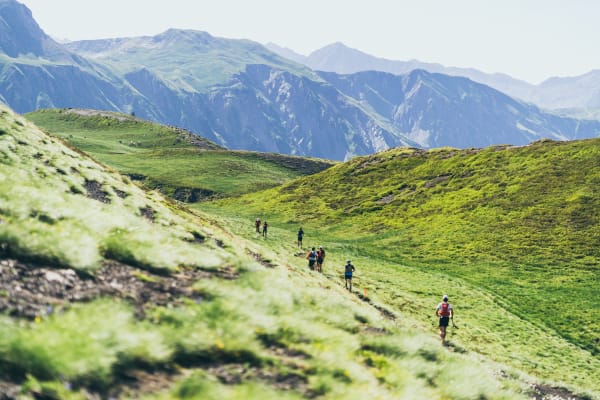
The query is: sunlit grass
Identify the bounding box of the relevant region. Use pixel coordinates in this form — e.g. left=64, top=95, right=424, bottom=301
left=0, top=106, right=591, bottom=398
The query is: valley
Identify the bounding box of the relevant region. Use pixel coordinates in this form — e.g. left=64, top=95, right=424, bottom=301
left=1, top=0, right=599, bottom=398
left=6, top=106, right=598, bottom=398
left=1, top=105, right=570, bottom=399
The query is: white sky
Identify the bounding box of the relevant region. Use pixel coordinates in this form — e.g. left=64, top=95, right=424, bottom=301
left=18, top=0, right=600, bottom=84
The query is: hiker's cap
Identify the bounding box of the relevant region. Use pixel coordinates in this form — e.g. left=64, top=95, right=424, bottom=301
left=443, top=295, right=449, bottom=301
left=346, top=260, right=351, bottom=263
left=319, top=246, right=323, bottom=248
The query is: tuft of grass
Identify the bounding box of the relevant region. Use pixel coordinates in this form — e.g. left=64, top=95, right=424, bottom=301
left=0, top=300, right=170, bottom=389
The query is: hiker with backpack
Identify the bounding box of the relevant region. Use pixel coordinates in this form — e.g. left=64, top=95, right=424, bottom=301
left=262, top=221, right=268, bottom=238
left=297, top=227, right=304, bottom=248
left=306, top=247, right=317, bottom=270
left=316, top=246, right=326, bottom=273
left=255, top=218, right=261, bottom=233
left=435, top=295, right=454, bottom=342
left=344, top=260, right=355, bottom=291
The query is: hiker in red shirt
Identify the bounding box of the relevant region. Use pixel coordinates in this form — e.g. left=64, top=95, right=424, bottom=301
left=255, top=218, right=261, bottom=233
left=435, top=294, right=454, bottom=342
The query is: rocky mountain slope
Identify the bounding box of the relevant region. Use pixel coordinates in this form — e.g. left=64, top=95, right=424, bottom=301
left=319, top=69, right=600, bottom=148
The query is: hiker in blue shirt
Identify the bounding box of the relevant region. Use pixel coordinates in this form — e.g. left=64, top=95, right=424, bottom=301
left=344, top=260, right=355, bottom=291
left=297, top=227, right=304, bottom=248
left=306, top=247, right=317, bottom=270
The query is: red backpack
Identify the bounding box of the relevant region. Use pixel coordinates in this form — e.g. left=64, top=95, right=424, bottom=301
left=439, top=303, right=451, bottom=317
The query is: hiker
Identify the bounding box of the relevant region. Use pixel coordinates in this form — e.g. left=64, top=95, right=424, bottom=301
left=306, top=247, right=317, bottom=270
left=262, top=221, right=268, bottom=238
left=316, top=246, right=326, bottom=273
left=297, top=227, right=304, bottom=248
left=344, top=260, right=355, bottom=291
left=255, top=218, right=261, bottom=233
left=435, top=294, right=454, bottom=342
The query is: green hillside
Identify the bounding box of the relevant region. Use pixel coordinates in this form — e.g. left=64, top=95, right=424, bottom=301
left=26, top=109, right=333, bottom=200
left=204, top=141, right=600, bottom=396
left=0, top=106, right=557, bottom=398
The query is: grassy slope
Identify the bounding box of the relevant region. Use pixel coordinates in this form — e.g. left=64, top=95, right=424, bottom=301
left=0, top=107, right=540, bottom=398
left=25, top=109, right=333, bottom=200
left=203, top=141, right=600, bottom=396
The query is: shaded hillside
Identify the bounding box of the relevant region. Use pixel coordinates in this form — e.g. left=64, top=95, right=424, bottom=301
left=0, top=105, right=546, bottom=399
left=215, top=140, right=600, bottom=359
left=26, top=108, right=334, bottom=200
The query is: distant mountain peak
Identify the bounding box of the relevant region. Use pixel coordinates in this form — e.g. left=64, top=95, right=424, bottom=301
left=0, top=0, right=80, bottom=62
left=154, top=28, right=215, bottom=44
left=0, top=0, right=49, bottom=57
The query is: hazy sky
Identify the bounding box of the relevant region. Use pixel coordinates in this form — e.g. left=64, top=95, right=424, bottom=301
left=18, top=0, right=600, bottom=84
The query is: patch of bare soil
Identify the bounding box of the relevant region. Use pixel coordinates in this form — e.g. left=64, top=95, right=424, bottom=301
left=0, top=258, right=235, bottom=320
left=247, top=250, right=276, bottom=268
left=64, top=109, right=132, bottom=122
left=529, top=383, right=590, bottom=400
left=109, top=370, right=178, bottom=399
left=207, top=363, right=309, bottom=394
left=139, top=206, right=155, bottom=222
left=84, top=179, right=110, bottom=204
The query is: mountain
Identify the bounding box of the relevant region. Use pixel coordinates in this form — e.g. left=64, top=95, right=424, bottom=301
left=271, top=42, right=600, bottom=112
left=264, top=42, right=307, bottom=65
left=319, top=69, right=600, bottom=148
left=2, top=0, right=600, bottom=161
left=531, top=70, right=600, bottom=109
left=0, top=0, right=161, bottom=117
left=0, top=0, right=76, bottom=62
left=279, top=42, right=536, bottom=103
left=64, top=29, right=317, bottom=92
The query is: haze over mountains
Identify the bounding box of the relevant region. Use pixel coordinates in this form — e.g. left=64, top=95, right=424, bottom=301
left=1, top=0, right=600, bottom=160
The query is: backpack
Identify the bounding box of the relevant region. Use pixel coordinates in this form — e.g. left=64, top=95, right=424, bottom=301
left=439, top=303, right=451, bottom=317
left=308, top=251, right=317, bottom=260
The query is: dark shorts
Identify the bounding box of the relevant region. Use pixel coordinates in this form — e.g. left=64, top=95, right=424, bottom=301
left=298, top=236, right=303, bottom=241
left=439, top=316, right=450, bottom=327
left=317, top=257, right=324, bottom=264
left=308, top=260, right=316, bottom=269
left=344, top=273, right=352, bottom=280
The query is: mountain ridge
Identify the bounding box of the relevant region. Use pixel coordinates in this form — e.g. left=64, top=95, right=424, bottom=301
left=269, top=41, right=600, bottom=111
left=2, top=0, right=600, bottom=161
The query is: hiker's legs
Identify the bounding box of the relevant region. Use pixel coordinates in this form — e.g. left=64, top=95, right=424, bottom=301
left=438, top=317, right=449, bottom=341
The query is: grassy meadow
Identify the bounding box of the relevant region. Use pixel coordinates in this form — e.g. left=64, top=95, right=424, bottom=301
left=201, top=140, right=600, bottom=397
left=26, top=109, right=333, bottom=200
left=0, top=106, right=557, bottom=398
